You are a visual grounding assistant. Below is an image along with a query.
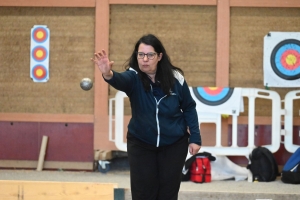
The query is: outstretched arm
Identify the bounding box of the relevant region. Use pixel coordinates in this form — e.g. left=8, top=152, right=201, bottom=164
left=91, top=49, right=114, bottom=80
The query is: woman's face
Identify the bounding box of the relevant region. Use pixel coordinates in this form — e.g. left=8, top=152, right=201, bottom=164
left=137, top=43, right=162, bottom=75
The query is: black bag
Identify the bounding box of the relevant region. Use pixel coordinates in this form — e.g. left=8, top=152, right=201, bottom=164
left=281, top=147, right=300, bottom=184
left=247, top=146, right=279, bottom=182
left=182, top=152, right=216, bottom=181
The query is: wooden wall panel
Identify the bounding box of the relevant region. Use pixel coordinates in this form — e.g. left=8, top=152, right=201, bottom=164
left=0, top=122, right=93, bottom=162
left=40, top=123, right=94, bottom=162
left=109, top=5, right=217, bottom=114
left=0, top=7, right=95, bottom=114
left=230, top=7, right=300, bottom=116
left=0, top=122, right=39, bottom=160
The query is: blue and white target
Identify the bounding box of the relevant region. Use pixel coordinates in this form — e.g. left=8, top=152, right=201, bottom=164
left=264, top=32, right=300, bottom=87
left=192, top=87, right=234, bottom=106
left=190, top=87, right=244, bottom=116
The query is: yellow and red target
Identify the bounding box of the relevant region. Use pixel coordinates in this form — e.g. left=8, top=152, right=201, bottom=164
left=31, top=65, right=48, bottom=81
left=264, top=32, right=300, bottom=87
left=32, top=27, right=48, bottom=43
left=30, top=25, right=50, bottom=83
left=32, top=46, right=48, bottom=62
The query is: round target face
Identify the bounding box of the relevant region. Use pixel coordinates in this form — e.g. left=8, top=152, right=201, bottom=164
left=32, top=65, right=48, bottom=81
left=32, top=46, right=47, bottom=62
left=270, top=39, right=300, bottom=80
left=32, top=27, right=48, bottom=43
left=192, top=87, right=234, bottom=106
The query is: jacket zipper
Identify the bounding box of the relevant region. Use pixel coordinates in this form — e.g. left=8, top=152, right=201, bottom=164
left=150, top=84, right=167, bottom=147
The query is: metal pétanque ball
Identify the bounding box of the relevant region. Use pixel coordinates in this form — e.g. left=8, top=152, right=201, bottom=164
left=80, top=78, right=93, bottom=91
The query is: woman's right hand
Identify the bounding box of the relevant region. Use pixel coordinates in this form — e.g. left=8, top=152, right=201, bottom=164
left=91, top=49, right=114, bottom=79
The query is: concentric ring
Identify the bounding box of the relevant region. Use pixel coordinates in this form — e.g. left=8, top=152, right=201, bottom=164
left=31, top=65, right=48, bottom=81
left=270, top=39, right=300, bottom=80
left=32, top=46, right=48, bottom=62
left=192, top=87, right=234, bottom=106
left=32, top=27, right=48, bottom=43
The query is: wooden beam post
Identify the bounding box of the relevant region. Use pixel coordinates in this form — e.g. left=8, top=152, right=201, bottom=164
left=94, top=0, right=116, bottom=150
left=216, top=0, right=230, bottom=87
left=36, top=136, right=49, bottom=171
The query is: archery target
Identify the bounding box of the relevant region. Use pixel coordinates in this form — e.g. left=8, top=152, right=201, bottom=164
left=31, top=65, right=48, bottom=81
left=264, top=32, right=300, bottom=87
left=30, top=25, right=50, bottom=82
left=32, top=46, right=48, bottom=62
left=192, top=87, right=234, bottom=106
left=32, top=27, right=48, bottom=43
left=190, top=87, right=244, bottom=116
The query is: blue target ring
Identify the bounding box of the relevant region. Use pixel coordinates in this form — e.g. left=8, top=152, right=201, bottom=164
left=192, top=87, right=234, bottom=106
left=270, top=39, right=300, bottom=80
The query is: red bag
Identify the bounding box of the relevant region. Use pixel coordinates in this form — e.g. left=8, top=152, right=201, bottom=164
left=190, top=156, right=211, bottom=183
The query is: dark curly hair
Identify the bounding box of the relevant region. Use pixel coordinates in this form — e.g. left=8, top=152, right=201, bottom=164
left=124, top=34, right=184, bottom=95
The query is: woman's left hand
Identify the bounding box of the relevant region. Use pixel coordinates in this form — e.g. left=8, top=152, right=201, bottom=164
left=189, top=143, right=201, bottom=155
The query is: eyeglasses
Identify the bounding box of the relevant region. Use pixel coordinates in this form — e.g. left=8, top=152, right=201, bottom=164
left=137, top=52, right=157, bottom=60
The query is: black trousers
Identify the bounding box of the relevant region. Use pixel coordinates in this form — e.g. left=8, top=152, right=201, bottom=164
left=127, top=133, right=189, bottom=200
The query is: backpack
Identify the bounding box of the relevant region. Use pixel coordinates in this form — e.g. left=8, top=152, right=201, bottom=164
left=247, top=146, right=279, bottom=182
left=190, top=156, right=212, bottom=183
left=281, top=147, right=300, bottom=184
left=182, top=152, right=216, bottom=183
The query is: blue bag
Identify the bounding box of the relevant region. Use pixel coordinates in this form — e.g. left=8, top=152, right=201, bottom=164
left=281, top=147, right=300, bottom=184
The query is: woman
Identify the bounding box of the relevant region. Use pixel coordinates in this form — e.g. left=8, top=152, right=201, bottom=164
left=92, top=34, right=201, bottom=200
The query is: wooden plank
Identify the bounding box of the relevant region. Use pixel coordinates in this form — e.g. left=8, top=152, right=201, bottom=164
left=4, top=0, right=300, bottom=7
left=0, top=160, right=94, bottom=170
left=215, top=0, right=230, bottom=87
left=0, top=113, right=94, bottom=123
left=0, top=180, right=116, bottom=200
left=109, top=0, right=217, bottom=5
left=0, top=0, right=217, bottom=7
left=0, top=0, right=95, bottom=7
left=230, top=0, right=300, bottom=7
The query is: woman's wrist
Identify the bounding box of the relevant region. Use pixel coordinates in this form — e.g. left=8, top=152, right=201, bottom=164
left=102, top=70, right=113, bottom=80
